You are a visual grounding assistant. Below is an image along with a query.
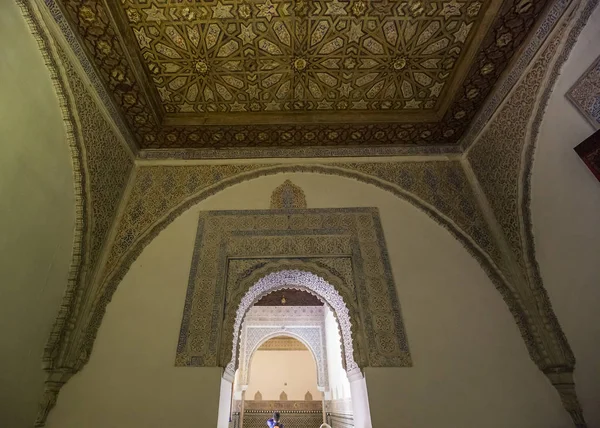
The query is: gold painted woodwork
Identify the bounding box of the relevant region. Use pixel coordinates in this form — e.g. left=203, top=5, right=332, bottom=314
left=108, top=0, right=500, bottom=125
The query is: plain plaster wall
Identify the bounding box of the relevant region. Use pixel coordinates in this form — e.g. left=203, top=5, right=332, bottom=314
left=531, top=5, right=600, bottom=427
left=46, top=172, right=572, bottom=428
left=246, top=350, right=320, bottom=401
left=0, top=2, right=75, bottom=426
left=324, top=307, right=351, bottom=403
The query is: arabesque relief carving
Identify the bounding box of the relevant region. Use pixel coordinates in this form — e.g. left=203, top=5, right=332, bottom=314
left=16, top=0, right=595, bottom=426
left=176, top=209, right=412, bottom=372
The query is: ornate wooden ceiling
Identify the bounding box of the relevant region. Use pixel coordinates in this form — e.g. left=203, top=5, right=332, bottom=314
left=57, top=0, right=548, bottom=151
left=255, top=289, right=324, bottom=306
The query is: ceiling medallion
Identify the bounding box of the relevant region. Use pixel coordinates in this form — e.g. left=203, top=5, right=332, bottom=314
left=392, top=57, right=407, bottom=71
left=292, top=57, right=308, bottom=72
left=352, top=0, right=367, bottom=16
left=194, top=59, right=209, bottom=75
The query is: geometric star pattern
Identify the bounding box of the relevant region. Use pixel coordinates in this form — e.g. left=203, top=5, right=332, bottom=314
left=124, top=0, right=485, bottom=114
left=57, top=0, right=549, bottom=149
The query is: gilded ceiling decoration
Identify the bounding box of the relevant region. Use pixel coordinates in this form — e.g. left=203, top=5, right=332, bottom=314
left=57, top=0, right=548, bottom=150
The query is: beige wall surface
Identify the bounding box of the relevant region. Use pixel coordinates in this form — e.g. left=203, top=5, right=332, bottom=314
left=246, top=350, right=320, bottom=401
left=47, top=173, right=571, bottom=427
left=0, top=2, right=76, bottom=427
left=324, top=307, right=351, bottom=402
left=531, top=6, right=600, bottom=427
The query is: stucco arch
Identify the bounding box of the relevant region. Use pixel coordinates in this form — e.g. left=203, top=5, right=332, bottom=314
left=220, top=258, right=367, bottom=372
left=242, top=330, right=326, bottom=389
left=227, top=270, right=360, bottom=379
left=16, top=0, right=89, bottom=371
left=90, top=167, right=533, bottom=366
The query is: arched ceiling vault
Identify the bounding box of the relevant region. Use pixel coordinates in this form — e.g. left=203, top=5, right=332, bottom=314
left=18, top=0, right=597, bottom=426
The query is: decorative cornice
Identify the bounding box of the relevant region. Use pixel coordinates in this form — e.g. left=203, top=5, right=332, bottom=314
left=36, top=0, right=571, bottom=158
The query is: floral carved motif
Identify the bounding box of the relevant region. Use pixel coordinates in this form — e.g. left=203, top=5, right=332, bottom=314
left=270, top=180, right=307, bottom=209
left=176, top=209, right=412, bottom=373
left=567, top=54, right=600, bottom=129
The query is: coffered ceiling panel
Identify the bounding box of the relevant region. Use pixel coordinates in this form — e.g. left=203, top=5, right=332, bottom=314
left=57, top=0, right=549, bottom=151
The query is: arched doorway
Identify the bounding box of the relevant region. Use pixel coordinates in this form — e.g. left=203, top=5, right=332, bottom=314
left=218, top=271, right=373, bottom=428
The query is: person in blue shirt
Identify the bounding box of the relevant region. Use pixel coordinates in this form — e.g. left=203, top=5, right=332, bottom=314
left=266, top=411, right=283, bottom=428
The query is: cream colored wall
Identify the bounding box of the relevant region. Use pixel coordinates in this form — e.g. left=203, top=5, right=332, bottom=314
left=246, top=350, right=320, bottom=401
left=0, top=3, right=76, bottom=427
left=47, top=172, right=571, bottom=427
left=324, top=307, right=351, bottom=402
left=531, top=6, right=600, bottom=427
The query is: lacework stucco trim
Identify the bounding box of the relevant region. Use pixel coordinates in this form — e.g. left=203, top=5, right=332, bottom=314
left=460, top=0, right=573, bottom=150
left=231, top=270, right=351, bottom=380
left=16, top=0, right=89, bottom=372
left=175, top=209, right=411, bottom=370
left=521, top=0, right=600, bottom=367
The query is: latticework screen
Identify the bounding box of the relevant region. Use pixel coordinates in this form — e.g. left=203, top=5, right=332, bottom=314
left=243, top=411, right=323, bottom=428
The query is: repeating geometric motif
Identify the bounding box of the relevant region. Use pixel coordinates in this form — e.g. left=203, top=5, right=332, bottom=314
left=221, top=259, right=362, bottom=371
left=259, top=336, right=313, bottom=350
left=41, top=44, right=133, bottom=372
left=270, top=179, right=307, bottom=209
left=121, top=0, right=485, bottom=114
left=55, top=0, right=550, bottom=149
left=567, top=54, right=600, bottom=129
left=175, top=210, right=413, bottom=372
left=233, top=273, right=345, bottom=383
left=243, top=411, right=323, bottom=428
left=103, top=162, right=502, bottom=280
left=466, top=6, right=595, bottom=423
left=58, top=48, right=134, bottom=271
left=467, top=26, right=564, bottom=273
left=15, top=1, right=89, bottom=379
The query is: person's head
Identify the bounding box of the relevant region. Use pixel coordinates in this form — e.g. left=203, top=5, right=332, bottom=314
left=273, top=412, right=280, bottom=422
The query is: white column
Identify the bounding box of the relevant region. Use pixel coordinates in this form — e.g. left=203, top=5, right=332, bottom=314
left=348, top=371, right=372, bottom=428
left=217, top=374, right=233, bottom=428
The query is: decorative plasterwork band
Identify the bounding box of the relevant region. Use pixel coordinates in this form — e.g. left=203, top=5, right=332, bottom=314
left=460, top=0, right=573, bottom=150
left=521, top=0, right=599, bottom=425
left=15, top=1, right=89, bottom=379
left=465, top=0, right=597, bottom=425
left=175, top=209, right=411, bottom=371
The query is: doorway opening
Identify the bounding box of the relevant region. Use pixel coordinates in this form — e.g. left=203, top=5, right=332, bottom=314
left=218, top=270, right=372, bottom=428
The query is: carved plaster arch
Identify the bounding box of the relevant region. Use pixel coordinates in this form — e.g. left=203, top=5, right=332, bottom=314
left=72, top=164, right=545, bottom=416
left=226, top=270, right=360, bottom=380
left=93, top=165, right=529, bottom=370
left=16, top=1, right=89, bottom=370
left=241, top=330, right=327, bottom=389
left=221, top=258, right=366, bottom=371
